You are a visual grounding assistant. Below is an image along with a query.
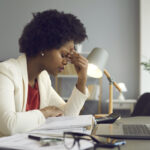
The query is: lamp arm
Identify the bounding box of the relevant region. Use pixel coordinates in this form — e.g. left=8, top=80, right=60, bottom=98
left=104, top=69, right=122, bottom=114
left=113, top=81, right=122, bottom=92
left=104, top=69, right=111, bottom=79
left=104, top=69, right=122, bottom=92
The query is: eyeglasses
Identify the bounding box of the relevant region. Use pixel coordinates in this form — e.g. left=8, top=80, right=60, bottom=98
left=63, top=131, right=101, bottom=150
left=63, top=132, right=124, bottom=150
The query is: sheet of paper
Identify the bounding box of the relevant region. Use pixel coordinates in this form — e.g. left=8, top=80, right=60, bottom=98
left=30, top=127, right=86, bottom=137
left=0, top=133, right=93, bottom=150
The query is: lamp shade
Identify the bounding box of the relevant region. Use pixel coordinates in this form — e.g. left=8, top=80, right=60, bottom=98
left=118, top=82, right=127, bottom=92
left=87, top=47, right=109, bottom=78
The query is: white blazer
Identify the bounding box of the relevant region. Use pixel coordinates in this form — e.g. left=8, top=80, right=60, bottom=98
left=0, top=54, right=88, bottom=136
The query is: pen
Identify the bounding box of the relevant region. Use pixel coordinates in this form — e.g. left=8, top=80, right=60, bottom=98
left=28, top=135, right=63, bottom=141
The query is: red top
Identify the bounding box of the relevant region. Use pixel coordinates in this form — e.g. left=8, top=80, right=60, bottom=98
left=26, top=81, right=40, bottom=111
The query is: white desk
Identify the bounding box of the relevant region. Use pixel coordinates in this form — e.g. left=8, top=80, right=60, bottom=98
left=93, top=116, right=150, bottom=150
left=106, top=99, right=137, bottom=113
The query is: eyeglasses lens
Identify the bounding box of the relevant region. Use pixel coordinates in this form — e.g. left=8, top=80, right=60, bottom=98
left=64, top=133, right=76, bottom=149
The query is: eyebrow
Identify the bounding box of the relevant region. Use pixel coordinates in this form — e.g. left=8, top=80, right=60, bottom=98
left=61, top=48, right=72, bottom=53
left=61, top=48, right=68, bottom=51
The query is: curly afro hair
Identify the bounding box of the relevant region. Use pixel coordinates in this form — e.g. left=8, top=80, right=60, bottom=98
left=19, top=9, right=87, bottom=57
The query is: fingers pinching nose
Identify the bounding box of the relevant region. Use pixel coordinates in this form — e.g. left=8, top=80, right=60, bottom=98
left=70, top=50, right=74, bottom=55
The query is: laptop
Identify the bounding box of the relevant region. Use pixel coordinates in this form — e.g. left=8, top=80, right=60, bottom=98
left=95, top=123, right=150, bottom=139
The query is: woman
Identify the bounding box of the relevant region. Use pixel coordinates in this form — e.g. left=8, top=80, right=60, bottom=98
left=0, top=9, right=88, bottom=136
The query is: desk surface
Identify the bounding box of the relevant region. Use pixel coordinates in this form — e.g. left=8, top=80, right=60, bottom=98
left=93, top=116, right=150, bottom=150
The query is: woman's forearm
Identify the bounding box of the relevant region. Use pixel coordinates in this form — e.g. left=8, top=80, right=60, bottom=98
left=76, top=78, right=87, bottom=94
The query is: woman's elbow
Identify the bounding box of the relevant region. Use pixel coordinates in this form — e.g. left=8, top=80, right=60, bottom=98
left=0, top=113, right=18, bottom=136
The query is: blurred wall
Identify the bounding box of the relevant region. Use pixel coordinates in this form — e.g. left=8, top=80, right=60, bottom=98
left=0, top=0, right=139, bottom=113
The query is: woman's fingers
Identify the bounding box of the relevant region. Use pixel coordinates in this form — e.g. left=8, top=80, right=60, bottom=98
left=70, top=51, right=88, bottom=66
left=40, top=106, right=64, bottom=118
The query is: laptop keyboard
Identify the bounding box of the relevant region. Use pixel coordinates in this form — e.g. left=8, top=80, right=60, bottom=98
left=123, top=124, right=150, bottom=136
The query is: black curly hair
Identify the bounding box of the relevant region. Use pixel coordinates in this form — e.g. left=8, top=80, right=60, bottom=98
left=19, top=9, right=87, bottom=57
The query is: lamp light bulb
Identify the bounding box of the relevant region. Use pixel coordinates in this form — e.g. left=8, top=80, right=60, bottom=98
left=87, top=63, right=103, bottom=78
left=118, top=82, right=127, bottom=92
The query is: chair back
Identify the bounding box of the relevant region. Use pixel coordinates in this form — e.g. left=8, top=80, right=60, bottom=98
left=131, top=93, right=150, bottom=116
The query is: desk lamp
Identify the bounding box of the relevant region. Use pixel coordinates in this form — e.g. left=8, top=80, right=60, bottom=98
left=87, top=48, right=122, bottom=114
left=117, top=82, right=127, bottom=100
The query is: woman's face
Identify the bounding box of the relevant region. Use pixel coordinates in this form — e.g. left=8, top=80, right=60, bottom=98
left=40, top=41, right=74, bottom=76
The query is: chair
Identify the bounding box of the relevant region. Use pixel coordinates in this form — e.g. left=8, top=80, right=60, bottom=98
left=131, top=93, right=150, bottom=116
left=80, top=84, right=100, bottom=115
left=80, top=100, right=99, bottom=115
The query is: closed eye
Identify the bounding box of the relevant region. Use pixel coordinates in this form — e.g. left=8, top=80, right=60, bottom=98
left=61, top=53, right=65, bottom=58
left=61, top=53, right=70, bottom=58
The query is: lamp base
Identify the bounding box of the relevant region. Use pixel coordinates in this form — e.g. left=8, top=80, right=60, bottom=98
left=118, top=93, right=125, bottom=100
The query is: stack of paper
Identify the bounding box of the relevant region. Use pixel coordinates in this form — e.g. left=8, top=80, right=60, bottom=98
left=0, top=115, right=95, bottom=150
left=30, top=115, right=94, bottom=135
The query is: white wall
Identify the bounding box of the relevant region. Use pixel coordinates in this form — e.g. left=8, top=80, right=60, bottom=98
left=140, top=0, right=150, bottom=94
left=0, top=0, right=139, bottom=113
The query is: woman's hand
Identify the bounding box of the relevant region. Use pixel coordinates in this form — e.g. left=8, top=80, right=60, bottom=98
left=70, top=50, right=88, bottom=94
left=40, top=106, right=64, bottom=118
